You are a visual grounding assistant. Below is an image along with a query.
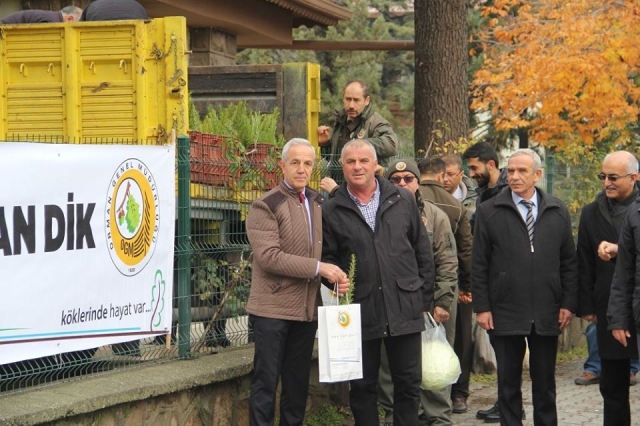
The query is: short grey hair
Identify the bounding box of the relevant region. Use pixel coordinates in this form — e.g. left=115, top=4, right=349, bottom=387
left=281, top=138, right=315, bottom=162
left=61, top=6, right=82, bottom=21
left=604, top=151, right=639, bottom=174
left=339, top=139, right=377, bottom=163
left=509, top=148, right=542, bottom=171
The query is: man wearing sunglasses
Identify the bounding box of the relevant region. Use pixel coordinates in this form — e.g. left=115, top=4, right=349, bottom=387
left=578, top=151, right=639, bottom=425
left=378, top=158, right=458, bottom=426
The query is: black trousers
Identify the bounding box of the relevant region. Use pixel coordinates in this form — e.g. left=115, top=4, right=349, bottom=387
left=350, top=332, right=421, bottom=426
left=249, top=315, right=317, bottom=426
left=491, top=329, right=558, bottom=426
left=451, top=301, right=473, bottom=399
left=600, top=358, right=631, bottom=426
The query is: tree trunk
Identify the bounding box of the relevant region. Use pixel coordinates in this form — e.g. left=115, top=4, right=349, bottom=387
left=415, top=0, right=469, bottom=155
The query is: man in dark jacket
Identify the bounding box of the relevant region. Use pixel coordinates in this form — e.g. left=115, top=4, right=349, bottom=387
left=440, top=152, right=477, bottom=414
left=81, top=0, right=148, bottom=21
left=578, top=150, right=639, bottom=425
left=473, top=149, right=578, bottom=426
left=608, top=182, right=640, bottom=405
left=1, top=6, right=82, bottom=24
left=318, top=80, right=397, bottom=166
left=377, top=158, right=458, bottom=425
left=462, top=141, right=510, bottom=422
left=322, top=140, right=435, bottom=426
left=463, top=141, right=508, bottom=206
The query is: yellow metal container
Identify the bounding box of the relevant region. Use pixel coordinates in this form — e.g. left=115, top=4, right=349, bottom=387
left=0, top=16, right=188, bottom=143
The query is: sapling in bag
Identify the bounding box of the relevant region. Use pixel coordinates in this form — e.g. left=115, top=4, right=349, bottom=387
left=318, top=254, right=362, bottom=382
left=421, top=312, right=461, bottom=390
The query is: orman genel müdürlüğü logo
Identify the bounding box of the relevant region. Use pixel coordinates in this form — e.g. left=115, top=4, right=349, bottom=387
left=338, top=310, right=351, bottom=328
left=105, top=159, right=159, bottom=276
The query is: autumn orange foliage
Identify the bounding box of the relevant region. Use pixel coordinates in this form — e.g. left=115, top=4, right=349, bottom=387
left=471, top=0, right=640, bottom=150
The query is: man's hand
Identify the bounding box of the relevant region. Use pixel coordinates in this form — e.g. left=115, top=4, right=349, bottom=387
left=612, top=329, right=631, bottom=347
left=320, top=177, right=338, bottom=194
left=319, top=262, right=347, bottom=285
left=433, top=306, right=450, bottom=323
left=598, top=241, right=618, bottom=261
left=317, top=126, right=331, bottom=145
left=332, top=277, right=351, bottom=297
left=558, top=308, right=573, bottom=330
left=477, top=311, right=493, bottom=330
left=582, top=314, right=597, bottom=323
left=458, top=291, right=472, bottom=304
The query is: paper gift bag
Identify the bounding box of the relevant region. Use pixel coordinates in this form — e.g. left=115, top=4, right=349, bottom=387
left=318, top=303, right=363, bottom=382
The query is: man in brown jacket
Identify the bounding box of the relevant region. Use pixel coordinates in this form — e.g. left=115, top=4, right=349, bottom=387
left=246, top=138, right=349, bottom=426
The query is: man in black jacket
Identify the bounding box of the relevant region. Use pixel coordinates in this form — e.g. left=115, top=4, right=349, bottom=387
left=463, top=141, right=509, bottom=206
left=578, top=150, right=639, bottom=425
left=1, top=6, right=82, bottom=24
left=322, top=140, right=435, bottom=426
left=473, top=149, right=578, bottom=426
left=462, top=141, right=510, bottom=423
left=81, top=0, right=148, bottom=21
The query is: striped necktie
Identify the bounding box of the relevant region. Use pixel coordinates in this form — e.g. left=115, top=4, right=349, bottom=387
left=520, top=199, right=535, bottom=245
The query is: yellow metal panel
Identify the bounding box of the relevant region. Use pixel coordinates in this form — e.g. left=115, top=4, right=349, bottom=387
left=1, top=28, right=65, bottom=140
left=307, top=63, right=321, bottom=148
left=0, top=17, right=188, bottom=143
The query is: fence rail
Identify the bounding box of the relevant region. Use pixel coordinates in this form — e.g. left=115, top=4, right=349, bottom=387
left=0, top=139, right=596, bottom=394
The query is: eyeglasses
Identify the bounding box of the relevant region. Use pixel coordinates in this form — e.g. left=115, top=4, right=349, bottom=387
left=390, top=175, right=416, bottom=184
left=597, top=172, right=633, bottom=182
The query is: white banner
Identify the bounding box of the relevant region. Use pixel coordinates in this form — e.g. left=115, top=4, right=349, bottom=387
left=0, top=143, right=176, bottom=364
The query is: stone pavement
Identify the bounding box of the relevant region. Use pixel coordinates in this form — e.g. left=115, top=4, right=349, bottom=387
left=451, top=357, right=640, bottom=425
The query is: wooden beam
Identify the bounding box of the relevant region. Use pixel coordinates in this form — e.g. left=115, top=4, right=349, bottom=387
left=240, top=40, right=415, bottom=51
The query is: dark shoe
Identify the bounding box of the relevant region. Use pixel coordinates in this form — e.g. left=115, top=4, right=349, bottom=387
left=484, top=412, right=500, bottom=424
left=477, top=402, right=499, bottom=419
left=452, top=396, right=468, bottom=414
left=631, top=373, right=637, bottom=386
left=574, top=371, right=599, bottom=385
left=484, top=408, right=526, bottom=423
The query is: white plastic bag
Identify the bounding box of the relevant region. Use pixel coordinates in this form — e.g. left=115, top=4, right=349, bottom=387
left=421, top=312, right=461, bottom=390
left=473, top=323, right=497, bottom=374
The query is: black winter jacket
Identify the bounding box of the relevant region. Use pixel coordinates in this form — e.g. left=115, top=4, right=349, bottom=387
left=472, top=188, right=578, bottom=336
left=578, top=191, right=638, bottom=359
left=321, top=177, right=435, bottom=340
left=608, top=199, right=640, bottom=334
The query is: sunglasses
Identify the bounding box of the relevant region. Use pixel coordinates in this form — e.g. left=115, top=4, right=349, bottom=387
left=597, top=173, right=632, bottom=182
left=390, top=175, right=416, bottom=184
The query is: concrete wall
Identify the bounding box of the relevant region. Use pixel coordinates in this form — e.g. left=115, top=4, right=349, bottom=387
left=0, top=346, right=343, bottom=426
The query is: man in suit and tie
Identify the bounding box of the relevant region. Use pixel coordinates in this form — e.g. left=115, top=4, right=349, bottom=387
left=472, top=148, right=578, bottom=425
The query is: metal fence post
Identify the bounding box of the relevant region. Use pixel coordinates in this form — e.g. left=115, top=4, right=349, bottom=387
left=546, top=154, right=555, bottom=196
left=177, top=135, right=192, bottom=358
